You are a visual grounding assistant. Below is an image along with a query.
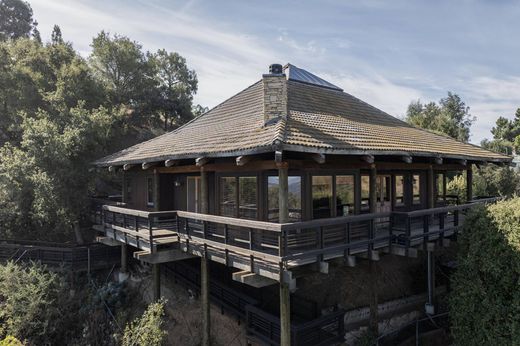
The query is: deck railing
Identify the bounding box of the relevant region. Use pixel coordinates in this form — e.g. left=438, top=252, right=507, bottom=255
left=0, top=239, right=120, bottom=272
left=95, top=198, right=500, bottom=270
left=102, top=205, right=177, bottom=253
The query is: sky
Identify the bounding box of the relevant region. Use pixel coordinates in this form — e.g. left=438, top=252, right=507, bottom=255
left=29, top=0, right=520, bottom=144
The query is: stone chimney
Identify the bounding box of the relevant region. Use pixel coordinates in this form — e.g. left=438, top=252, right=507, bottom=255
left=263, top=63, right=287, bottom=126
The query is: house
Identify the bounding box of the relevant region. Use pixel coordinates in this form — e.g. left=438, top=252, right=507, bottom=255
left=92, top=63, right=511, bottom=345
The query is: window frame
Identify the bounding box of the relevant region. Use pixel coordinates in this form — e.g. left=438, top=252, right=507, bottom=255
left=146, top=176, right=155, bottom=208
left=307, top=170, right=360, bottom=219
left=216, top=172, right=260, bottom=220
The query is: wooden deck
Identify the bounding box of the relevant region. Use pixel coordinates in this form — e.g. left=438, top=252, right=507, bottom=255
left=94, top=198, right=497, bottom=283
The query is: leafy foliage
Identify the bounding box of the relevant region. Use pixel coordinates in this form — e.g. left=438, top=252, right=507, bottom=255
left=0, top=262, right=71, bottom=344
left=481, top=108, right=520, bottom=155
left=0, top=23, right=201, bottom=240
left=405, top=92, right=475, bottom=142
left=447, top=166, right=519, bottom=203
left=0, top=336, right=23, bottom=346
left=89, top=32, right=198, bottom=130
left=450, top=198, right=520, bottom=345
left=0, top=0, right=37, bottom=41
left=122, top=299, right=167, bottom=346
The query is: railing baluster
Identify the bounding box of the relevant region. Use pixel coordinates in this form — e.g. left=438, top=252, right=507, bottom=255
left=423, top=214, right=429, bottom=249
left=148, top=217, right=154, bottom=253
left=345, top=223, right=351, bottom=258
left=224, top=224, right=228, bottom=244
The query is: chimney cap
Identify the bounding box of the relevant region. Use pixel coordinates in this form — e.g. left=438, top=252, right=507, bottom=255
left=269, top=63, right=283, bottom=75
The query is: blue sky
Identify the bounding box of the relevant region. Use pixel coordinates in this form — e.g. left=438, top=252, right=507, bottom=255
left=30, top=0, right=520, bottom=144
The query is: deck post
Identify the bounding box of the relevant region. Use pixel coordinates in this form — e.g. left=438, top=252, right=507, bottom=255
left=278, top=163, right=290, bottom=346
left=425, top=248, right=435, bottom=314
left=369, top=164, right=377, bottom=213
left=428, top=165, right=435, bottom=209
left=201, top=254, right=211, bottom=346
left=466, top=165, right=473, bottom=202
left=368, top=164, right=379, bottom=336
left=153, top=169, right=160, bottom=211
left=200, top=167, right=211, bottom=346
left=152, top=263, right=161, bottom=301
left=278, top=163, right=289, bottom=223
left=122, top=171, right=127, bottom=204
left=121, top=243, right=127, bottom=273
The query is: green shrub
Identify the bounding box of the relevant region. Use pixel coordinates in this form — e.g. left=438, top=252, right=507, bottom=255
left=0, top=336, right=24, bottom=346
left=121, top=299, right=167, bottom=346
left=450, top=198, right=520, bottom=345
left=0, top=262, right=70, bottom=344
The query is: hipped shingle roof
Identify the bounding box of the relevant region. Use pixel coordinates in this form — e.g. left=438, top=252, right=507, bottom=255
left=95, top=66, right=510, bottom=166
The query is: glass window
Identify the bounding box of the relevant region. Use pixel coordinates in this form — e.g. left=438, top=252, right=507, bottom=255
left=312, top=176, right=333, bottom=219
left=395, top=175, right=404, bottom=206
left=220, top=177, right=237, bottom=217
left=361, top=175, right=370, bottom=208
left=267, top=176, right=302, bottom=222
left=336, top=175, right=355, bottom=216
left=147, top=177, right=154, bottom=207
left=239, top=177, right=257, bottom=219
left=412, top=174, right=421, bottom=204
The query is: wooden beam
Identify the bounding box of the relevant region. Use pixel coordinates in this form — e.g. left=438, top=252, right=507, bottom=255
left=236, top=155, right=254, bottom=166
left=402, top=155, right=413, bottom=164
left=196, top=157, right=209, bottom=167
left=95, top=236, right=121, bottom=247
left=164, top=159, right=179, bottom=167
left=275, top=150, right=283, bottom=163
left=311, top=153, right=326, bottom=164
left=133, top=249, right=195, bottom=264
left=382, top=246, right=418, bottom=258
left=361, top=155, right=374, bottom=164
left=123, top=164, right=134, bottom=171
left=232, top=271, right=278, bottom=288
left=142, top=162, right=157, bottom=170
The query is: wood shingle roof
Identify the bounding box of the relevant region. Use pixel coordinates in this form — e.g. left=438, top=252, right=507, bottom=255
left=95, top=65, right=510, bottom=166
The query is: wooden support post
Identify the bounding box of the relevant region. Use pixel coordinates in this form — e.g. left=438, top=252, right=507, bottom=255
left=152, top=263, right=161, bottom=301
left=278, top=163, right=289, bottom=223
left=200, top=167, right=208, bottom=214
left=201, top=256, right=210, bottom=346
left=466, top=165, right=473, bottom=202
left=280, top=279, right=291, bottom=346
left=200, top=165, right=210, bottom=345
left=121, top=243, right=127, bottom=273
left=154, top=170, right=160, bottom=211
left=428, top=165, right=435, bottom=209
left=368, top=164, right=379, bottom=336
left=368, top=260, right=379, bottom=336
left=122, top=172, right=127, bottom=204
left=425, top=249, right=435, bottom=314
left=369, top=164, right=377, bottom=213
left=278, top=162, right=290, bottom=346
